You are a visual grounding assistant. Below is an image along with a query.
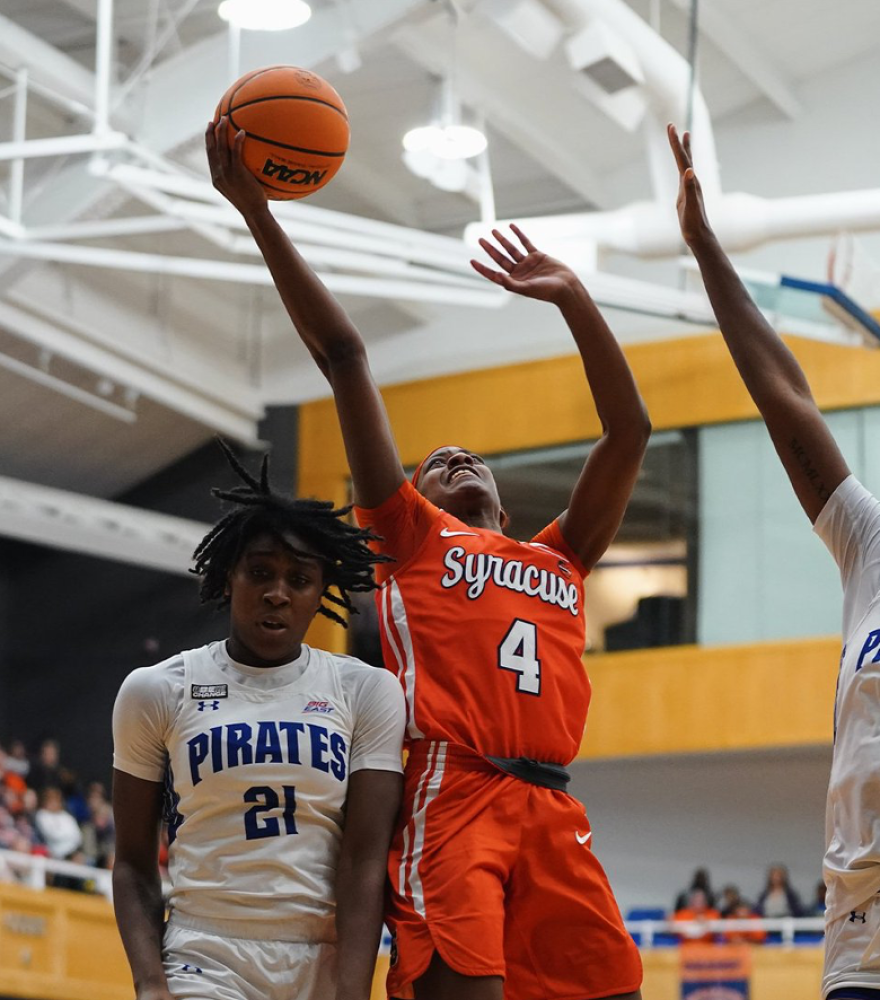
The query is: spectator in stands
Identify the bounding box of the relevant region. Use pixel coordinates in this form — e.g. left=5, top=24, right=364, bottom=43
left=28, top=738, right=61, bottom=793
left=58, top=767, right=89, bottom=825
left=0, top=746, right=28, bottom=816
left=674, top=867, right=716, bottom=911
left=81, top=782, right=115, bottom=869
left=755, top=864, right=805, bottom=918
left=4, top=739, right=30, bottom=780
left=674, top=888, right=720, bottom=944
left=34, top=786, right=82, bottom=860
left=0, top=794, right=37, bottom=855
left=718, top=883, right=749, bottom=918
left=722, top=900, right=767, bottom=944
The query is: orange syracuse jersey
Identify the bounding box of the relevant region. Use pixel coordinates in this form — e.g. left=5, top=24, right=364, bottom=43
left=355, top=480, right=590, bottom=763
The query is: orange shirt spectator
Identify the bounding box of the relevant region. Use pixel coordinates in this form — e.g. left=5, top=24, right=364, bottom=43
left=722, top=901, right=767, bottom=944
left=674, top=889, right=720, bottom=945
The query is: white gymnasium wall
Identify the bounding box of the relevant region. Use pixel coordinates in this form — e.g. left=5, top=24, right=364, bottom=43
left=570, top=746, right=830, bottom=914
left=696, top=406, right=880, bottom=645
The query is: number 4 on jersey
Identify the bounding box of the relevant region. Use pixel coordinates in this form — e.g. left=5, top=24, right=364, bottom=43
left=498, top=619, right=541, bottom=695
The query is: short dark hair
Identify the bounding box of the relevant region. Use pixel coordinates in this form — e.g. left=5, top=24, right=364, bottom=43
left=192, top=441, right=390, bottom=626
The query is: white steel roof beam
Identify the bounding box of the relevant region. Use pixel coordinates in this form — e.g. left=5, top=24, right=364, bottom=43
left=105, top=171, right=478, bottom=272
left=25, top=216, right=190, bottom=242
left=0, top=297, right=264, bottom=446
left=0, top=475, right=209, bottom=576
left=0, top=239, right=504, bottom=308
left=104, top=164, right=464, bottom=252
left=0, top=14, right=133, bottom=131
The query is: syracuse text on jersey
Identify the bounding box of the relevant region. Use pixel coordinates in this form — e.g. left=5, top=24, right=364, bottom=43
left=439, top=544, right=580, bottom=615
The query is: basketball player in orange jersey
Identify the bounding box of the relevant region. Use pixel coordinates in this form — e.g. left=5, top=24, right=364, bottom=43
left=208, top=116, right=648, bottom=1000
left=668, top=123, right=879, bottom=1000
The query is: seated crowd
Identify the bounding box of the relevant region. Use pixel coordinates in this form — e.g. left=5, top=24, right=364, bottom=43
left=665, top=866, right=826, bottom=945
left=0, top=736, right=117, bottom=889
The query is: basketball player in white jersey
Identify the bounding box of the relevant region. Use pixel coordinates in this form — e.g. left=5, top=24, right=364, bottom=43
left=669, top=123, right=879, bottom=1000
left=112, top=444, right=406, bottom=1000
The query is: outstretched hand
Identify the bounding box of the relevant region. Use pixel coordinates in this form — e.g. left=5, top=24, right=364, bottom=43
left=205, top=116, right=268, bottom=218
left=470, top=225, right=580, bottom=304
left=667, top=123, right=714, bottom=249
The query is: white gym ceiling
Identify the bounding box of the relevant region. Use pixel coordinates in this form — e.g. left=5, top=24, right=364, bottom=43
left=1, top=0, right=879, bottom=501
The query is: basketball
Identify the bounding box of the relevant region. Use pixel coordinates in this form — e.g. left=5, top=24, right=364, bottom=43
left=214, top=65, right=349, bottom=201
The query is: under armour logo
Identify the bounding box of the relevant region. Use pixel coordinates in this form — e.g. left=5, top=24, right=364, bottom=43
left=197, top=701, right=220, bottom=712
left=181, top=964, right=203, bottom=974
left=849, top=910, right=867, bottom=923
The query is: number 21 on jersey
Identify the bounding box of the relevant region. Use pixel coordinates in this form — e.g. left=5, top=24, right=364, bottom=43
left=498, top=619, right=541, bottom=695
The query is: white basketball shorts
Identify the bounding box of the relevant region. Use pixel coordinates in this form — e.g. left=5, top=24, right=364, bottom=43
left=824, top=892, right=880, bottom=997
left=162, top=919, right=337, bottom=1000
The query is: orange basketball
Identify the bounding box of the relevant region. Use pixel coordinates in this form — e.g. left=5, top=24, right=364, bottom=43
left=214, top=66, right=349, bottom=201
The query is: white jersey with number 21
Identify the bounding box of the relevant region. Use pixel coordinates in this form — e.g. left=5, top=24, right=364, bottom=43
left=112, top=640, right=405, bottom=942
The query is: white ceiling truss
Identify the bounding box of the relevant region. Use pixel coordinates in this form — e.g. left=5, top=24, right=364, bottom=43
left=0, top=473, right=208, bottom=574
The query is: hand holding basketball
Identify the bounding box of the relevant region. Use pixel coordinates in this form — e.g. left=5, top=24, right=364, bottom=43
left=206, top=117, right=268, bottom=218
left=471, top=225, right=580, bottom=304
left=668, top=123, right=714, bottom=249
left=212, top=66, right=348, bottom=201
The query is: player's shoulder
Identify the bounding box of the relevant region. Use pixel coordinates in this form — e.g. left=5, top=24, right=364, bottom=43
left=311, top=647, right=401, bottom=698
left=116, top=649, right=188, bottom=700
left=817, top=475, right=880, bottom=533
left=312, top=646, right=384, bottom=680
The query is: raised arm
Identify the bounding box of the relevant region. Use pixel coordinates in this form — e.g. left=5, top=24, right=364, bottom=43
left=668, top=124, right=849, bottom=522
left=206, top=119, right=404, bottom=508
left=112, top=770, right=173, bottom=1000
left=472, top=227, right=651, bottom=569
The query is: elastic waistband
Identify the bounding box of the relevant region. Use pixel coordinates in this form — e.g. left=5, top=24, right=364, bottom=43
left=406, top=741, right=570, bottom=790
left=167, top=909, right=336, bottom=943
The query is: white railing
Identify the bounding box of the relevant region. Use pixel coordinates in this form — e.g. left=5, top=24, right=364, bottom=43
left=0, top=850, right=828, bottom=951
left=626, top=916, right=826, bottom=949
left=0, top=848, right=113, bottom=900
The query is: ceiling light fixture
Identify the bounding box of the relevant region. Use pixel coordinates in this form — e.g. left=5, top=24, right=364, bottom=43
left=402, top=71, right=488, bottom=168
left=402, top=123, right=487, bottom=161
left=217, top=0, right=311, bottom=32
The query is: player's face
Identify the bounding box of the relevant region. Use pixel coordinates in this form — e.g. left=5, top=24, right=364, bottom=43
left=416, top=446, right=504, bottom=521
left=226, top=531, right=325, bottom=668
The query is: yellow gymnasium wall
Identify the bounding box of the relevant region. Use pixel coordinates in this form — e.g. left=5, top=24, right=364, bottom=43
left=370, top=949, right=826, bottom=1000
left=0, top=882, right=130, bottom=1000
left=299, top=332, right=880, bottom=757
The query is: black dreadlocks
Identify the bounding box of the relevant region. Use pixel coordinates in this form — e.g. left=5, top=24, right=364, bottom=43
left=192, top=440, right=391, bottom=627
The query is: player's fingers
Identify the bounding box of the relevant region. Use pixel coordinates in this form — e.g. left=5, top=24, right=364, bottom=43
left=206, top=124, right=226, bottom=185
left=478, top=237, right=515, bottom=272
left=667, top=123, right=688, bottom=173
left=233, top=128, right=247, bottom=163
left=214, top=116, right=231, bottom=159
left=510, top=224, right=538, bottom=254
left=492, top=228, right=524, bottom=262
left=683, top=130, right=693, bottom=165
left=470, top=259, right=507, bottom=285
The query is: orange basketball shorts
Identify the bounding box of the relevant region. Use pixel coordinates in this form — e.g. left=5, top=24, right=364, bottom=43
left=386, top=742, right=642, bottom=1000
